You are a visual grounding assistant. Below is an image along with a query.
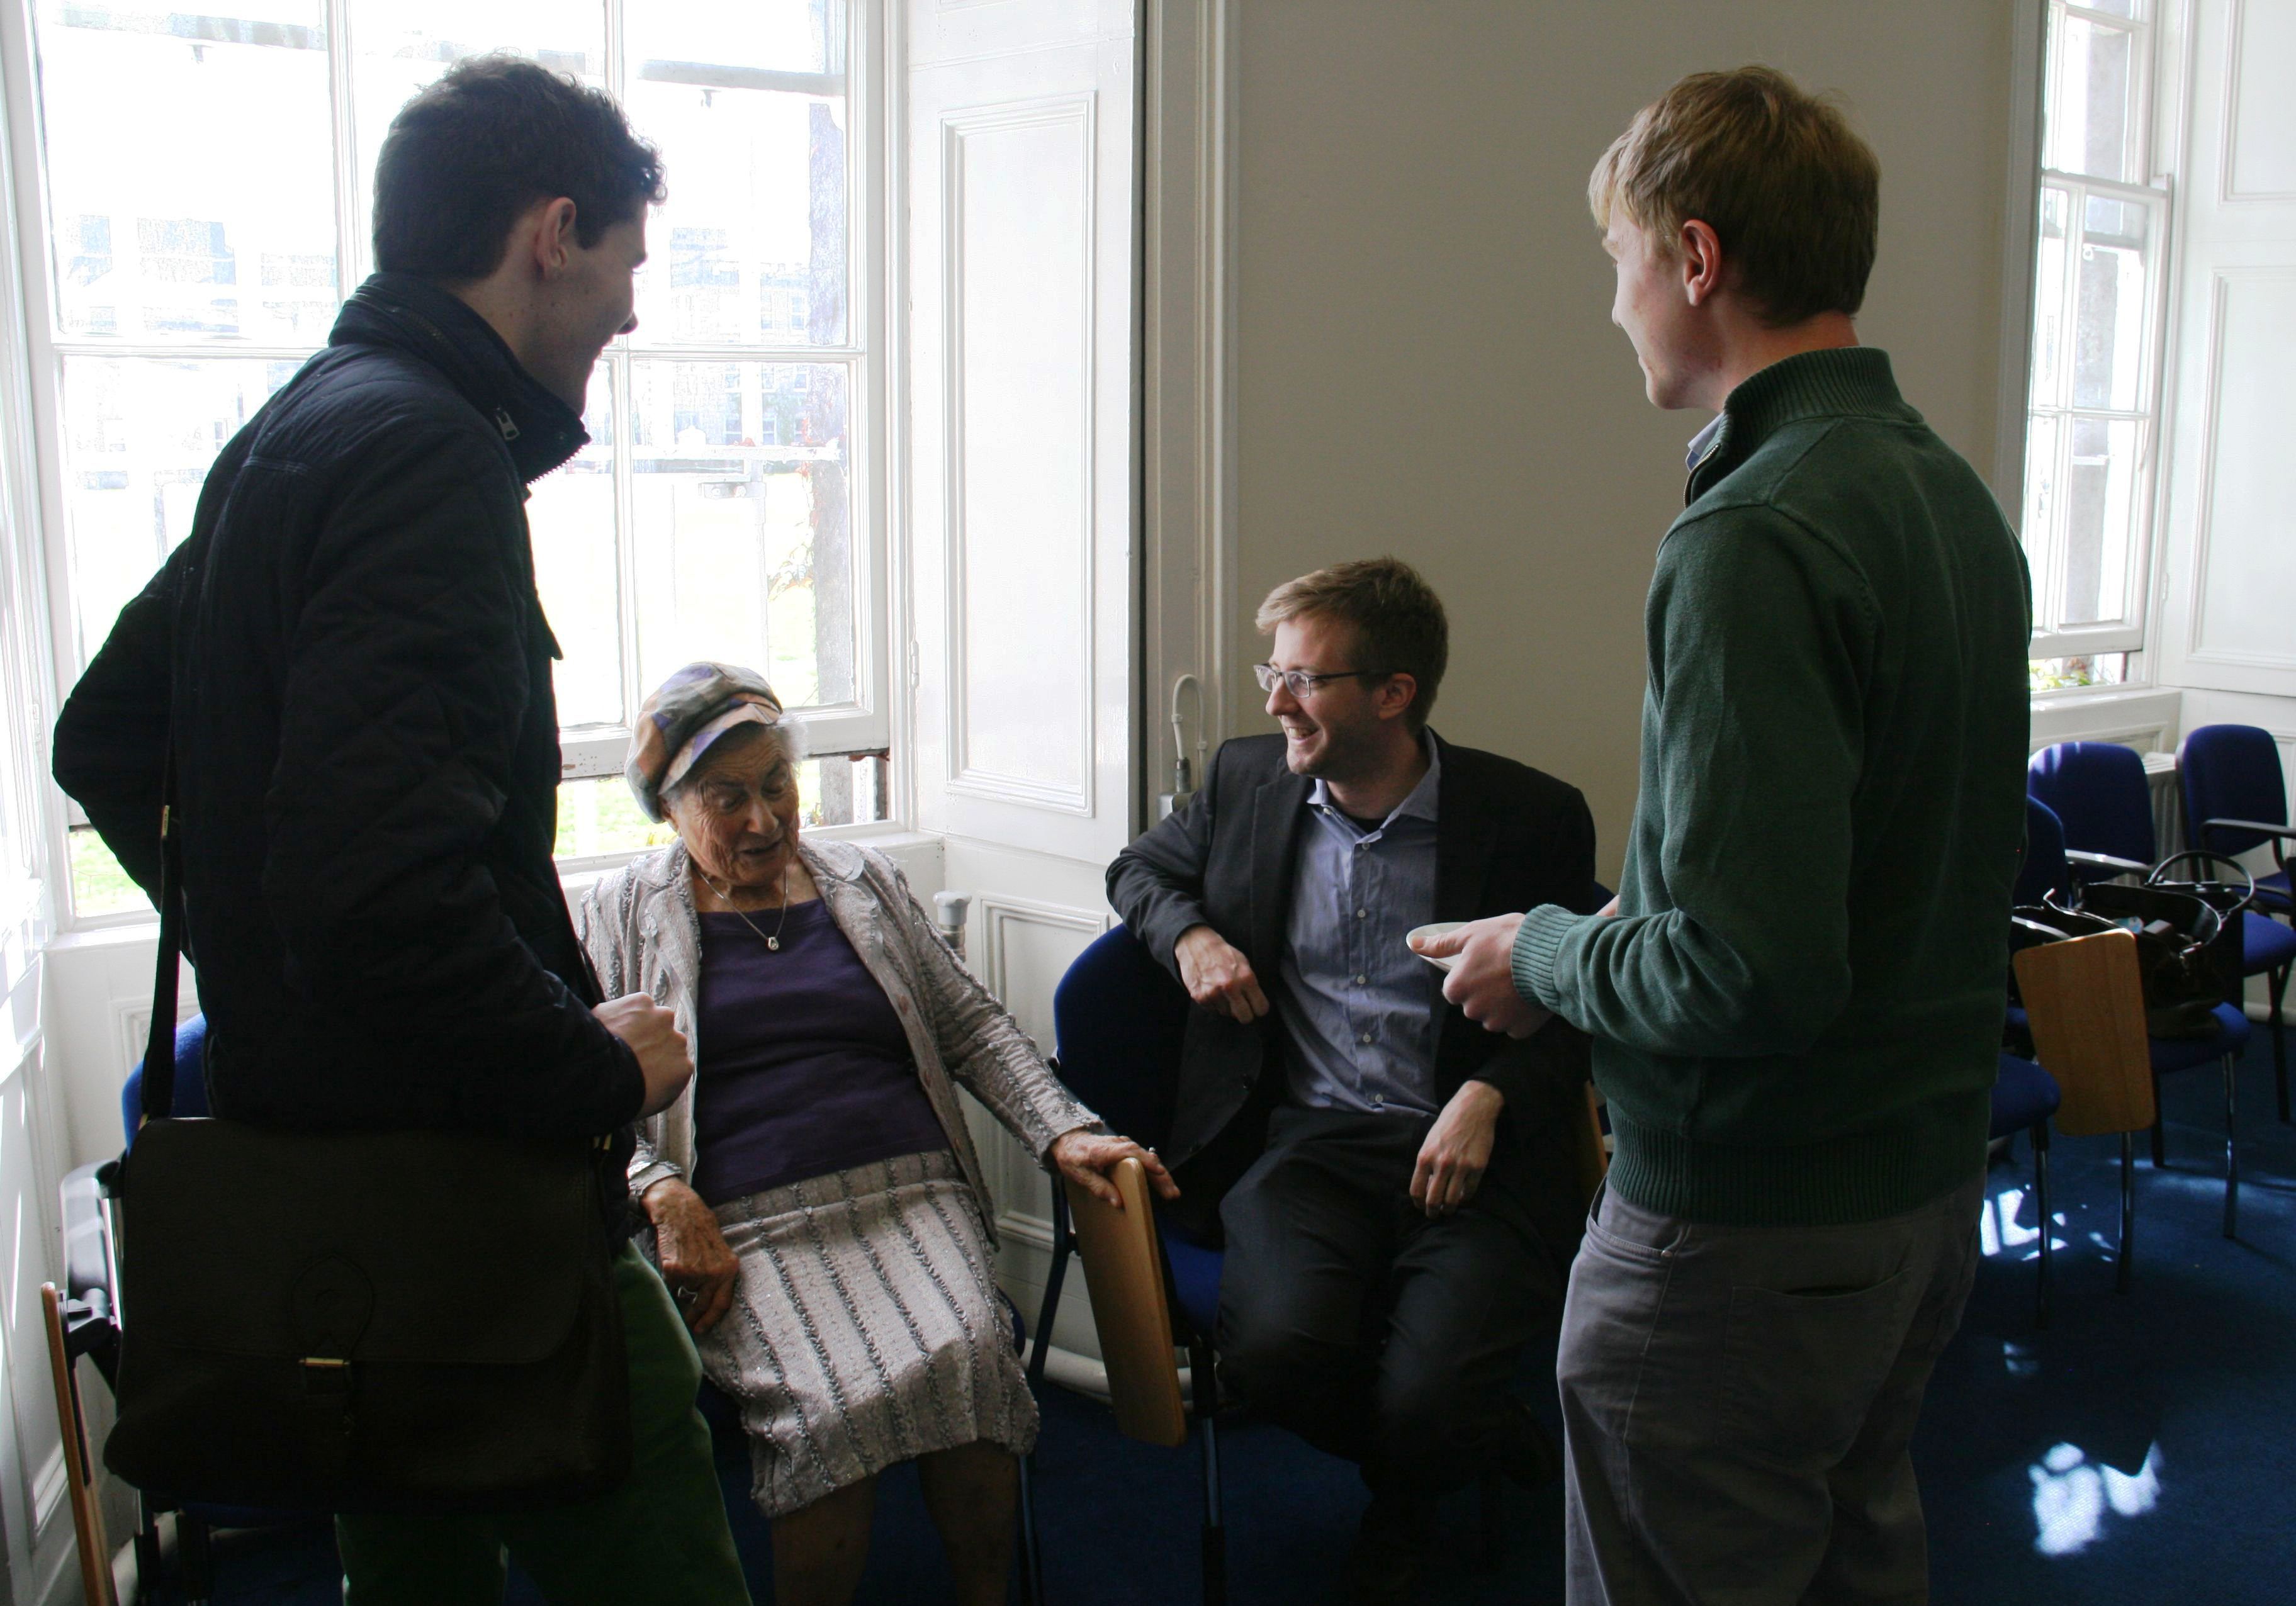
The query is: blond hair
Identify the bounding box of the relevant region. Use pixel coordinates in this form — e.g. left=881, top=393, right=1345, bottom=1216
left=1256, top=558, right=1448, bottom=730
left=1589, top=65, right=1879, bottom=327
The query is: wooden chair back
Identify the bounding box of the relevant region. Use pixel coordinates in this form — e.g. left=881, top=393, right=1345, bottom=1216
left=2013, top=928, right=2157, bottom=1137
left=1063, top=1156, right=1188, bottom=1447
left=42, top=1284, right=116, bottom=1606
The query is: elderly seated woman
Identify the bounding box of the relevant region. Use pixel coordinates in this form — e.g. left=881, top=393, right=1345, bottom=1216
left=578, top=663, right=1171, bottom=1606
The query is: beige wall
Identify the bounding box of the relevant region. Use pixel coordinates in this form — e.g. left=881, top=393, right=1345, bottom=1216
left=1232, top=0, right=2024, bottom=882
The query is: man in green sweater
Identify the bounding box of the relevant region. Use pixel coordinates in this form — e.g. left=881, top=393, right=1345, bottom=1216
left=1423, top=67, right=2030, bottom=1603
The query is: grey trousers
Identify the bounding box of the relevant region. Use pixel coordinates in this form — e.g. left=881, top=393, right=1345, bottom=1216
left=1556, top=1171, right=1984, bottom=1606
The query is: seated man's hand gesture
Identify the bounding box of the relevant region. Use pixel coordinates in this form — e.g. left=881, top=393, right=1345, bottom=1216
left=1176, top=924, right=1271, bottom=1024
left=1411, top=1080, right=1504, bottom=1218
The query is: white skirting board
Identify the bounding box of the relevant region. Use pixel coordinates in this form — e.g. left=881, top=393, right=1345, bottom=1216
left=1038, top=1344, right=1196, bottom=1408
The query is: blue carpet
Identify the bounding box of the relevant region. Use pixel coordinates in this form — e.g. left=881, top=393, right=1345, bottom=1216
left=176, top=1027, right=2295, bottom=1603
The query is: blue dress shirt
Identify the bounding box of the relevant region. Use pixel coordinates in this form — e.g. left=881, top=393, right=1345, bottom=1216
left=1276, top=735, right=1443, bottom=1116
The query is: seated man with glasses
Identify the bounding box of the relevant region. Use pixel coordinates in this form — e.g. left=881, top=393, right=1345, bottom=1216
left=1106, top=557, right=1600, bottom=1604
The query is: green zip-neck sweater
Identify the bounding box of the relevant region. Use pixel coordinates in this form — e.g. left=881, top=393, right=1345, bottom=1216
left=1514, top=347, right=2030, bottom=1225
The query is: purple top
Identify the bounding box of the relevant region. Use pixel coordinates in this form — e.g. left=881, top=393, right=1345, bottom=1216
left=689, top=899, right=950, bottom=1206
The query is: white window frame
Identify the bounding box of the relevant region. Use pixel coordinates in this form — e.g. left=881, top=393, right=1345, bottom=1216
left=2021, top=0, right=2177, bottom=666
left=0, top=0, right=896, bottom=928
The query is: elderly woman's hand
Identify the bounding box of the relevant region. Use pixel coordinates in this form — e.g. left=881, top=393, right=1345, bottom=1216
left=1048, top=1130, right=1181, bottom=1210
left=641, top=1177, right=740, bottom=1334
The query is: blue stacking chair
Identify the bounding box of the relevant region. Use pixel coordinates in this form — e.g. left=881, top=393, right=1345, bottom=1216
left=2025, top=742, right=2160, bottom=884
left=100, top=1016, right=318, bottom=1600
left=2001, top=804, right=2067, bottom=1326
left=2025, top=746, right=2256, bottom=1236
left=2015, top=795, right=2071, bottom=907
left=2180, top=723, right=2296, bottom=1120
left=1043, top=907, right=1614, bottom=1600
left=1038, top=926, right=1227, bottom=1602
left=1990, top=1052, right=2061, bottom=1327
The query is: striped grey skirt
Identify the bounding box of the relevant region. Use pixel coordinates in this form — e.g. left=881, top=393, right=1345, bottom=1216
left=696, top=1148, right=1037, bottom=1518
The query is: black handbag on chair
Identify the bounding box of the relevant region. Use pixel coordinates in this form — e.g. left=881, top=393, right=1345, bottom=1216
left=103, top=764, right=633, bottom=1513
left=2022, top=879, right=2231, bottom=1040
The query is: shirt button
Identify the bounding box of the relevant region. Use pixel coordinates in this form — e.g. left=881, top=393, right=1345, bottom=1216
left=1355, top=974, right=1368, bottom=986
left=1359, top=1031, right=1373, bottom=1044
left=1372, top=1095, right=1385, bottom=1109
left=1356, top=908, right=1368, bottom=919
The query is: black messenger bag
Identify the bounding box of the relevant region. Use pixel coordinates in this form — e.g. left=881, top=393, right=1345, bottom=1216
left=104, top=782, right=632, bottom=1513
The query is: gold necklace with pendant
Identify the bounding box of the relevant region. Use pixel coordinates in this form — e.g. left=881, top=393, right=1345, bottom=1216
left=701, top=865, right=793, bottom=951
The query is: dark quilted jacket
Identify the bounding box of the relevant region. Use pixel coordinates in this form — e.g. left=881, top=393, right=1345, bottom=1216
left=53, top=274, right=642, bottom=1144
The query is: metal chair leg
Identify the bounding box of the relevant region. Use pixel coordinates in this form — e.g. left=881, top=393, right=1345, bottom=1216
left=1015, top=1190, right=1069, bottom=1606
left=2149, top=1070, right=2166, bottom=1167
left=133, top=1499, right=165, bottom=1606
left=2270, top=963, right=2289, bottom=1123
left=1028, top=1191, right=1072, bottom=1391
left=2223, top=1051, right=2240, bottom=1240
left=2033, top=1120, right=2052, bottom=1330
left=1016, top=1449, right=1045, bottom=1606
left=2117, top=1132, right=2136, bottom=1294
left=1190, top=1334, right=1225, bottom=1606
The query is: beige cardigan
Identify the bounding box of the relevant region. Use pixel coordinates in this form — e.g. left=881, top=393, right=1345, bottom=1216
left=574, top=836, right=1101, bottom=1247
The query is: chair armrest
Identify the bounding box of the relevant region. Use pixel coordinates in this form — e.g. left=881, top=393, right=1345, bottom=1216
left=2066, top=849, right=2152, bottom=877
left=2203, top=817, right=2296, bottom=842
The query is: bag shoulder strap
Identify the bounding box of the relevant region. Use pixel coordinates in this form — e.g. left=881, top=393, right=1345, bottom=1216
left=138, top=427, right=253, bottom=1126
left=142, top=743, right=183, bottom=1124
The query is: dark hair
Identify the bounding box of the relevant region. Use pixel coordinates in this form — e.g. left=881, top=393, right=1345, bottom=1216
left=1590, top=65, right=1879, bottom=326
left=373, top=55, right=666, bottom=281
left=1256, top=557, right=1450, bottom=729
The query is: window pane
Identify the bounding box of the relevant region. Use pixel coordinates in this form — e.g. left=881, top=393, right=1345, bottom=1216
left=531, top=370, right=622, bottom=728
left=2021, top=410, right=2063, bottom=592
left=2072, top=194, right=2152, bottom=413
left=59, top=356, right=300, bottom=668
left=2044, top=12, right=2142, bottom=182
left=553, top=755, right=883, bottom=862
left=67, top=824, right=146, bottom=919
left=2030, top=653, right=2129, bottom=694
left=626, top=1, right=848, bottom=347
left=347, top=0, right=607, bottom=266
left=627, top=360, right=854, bottom=710
left=2030, top=185, right=2073, bottom=409
left=2056, top=416, right=2141, bottom=626
left=34, top=2, right=337, bottom=342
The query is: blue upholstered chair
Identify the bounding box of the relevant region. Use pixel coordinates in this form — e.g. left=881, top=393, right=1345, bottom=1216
left=2025, top=742, right=2158, bottom=882
left=2015, top=795, right=2071, bottom=908
left=2027, top=743, right=2265, bottom=1234
left=1990, top=1052, right=2061, bottom=1327
left=1041, top=925, right=1227, bottom=1601
left=2180, top=722, right=2296, bottom=1120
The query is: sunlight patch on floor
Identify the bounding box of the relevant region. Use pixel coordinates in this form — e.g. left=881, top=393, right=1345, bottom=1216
left=2029, top=1441, right=2162, bottom=1556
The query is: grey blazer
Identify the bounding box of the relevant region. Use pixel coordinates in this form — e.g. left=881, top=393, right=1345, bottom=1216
left=575, top=836, right=1102, bottom=1247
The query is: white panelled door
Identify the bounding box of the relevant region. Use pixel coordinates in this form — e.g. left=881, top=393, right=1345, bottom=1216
left=2154, top=0, right=2296, bottom=702
left=905, top=1, right=1139, bottom=1354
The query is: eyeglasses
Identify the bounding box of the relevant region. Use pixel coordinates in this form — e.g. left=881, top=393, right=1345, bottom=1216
left=1252, top=663, right=1395, bottom=700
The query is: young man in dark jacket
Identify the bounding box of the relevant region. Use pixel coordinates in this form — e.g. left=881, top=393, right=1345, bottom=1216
left=53, top=59, right=748, bottom=1603
left=1429, top=68, right=2032, bottom=1605
left=1107, top=559, right=1600, bottom=1605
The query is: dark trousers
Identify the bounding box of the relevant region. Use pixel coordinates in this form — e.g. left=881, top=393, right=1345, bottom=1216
left=1216, top=1105, right=1565, bottom=1495
left=335, top=1244, right=751, bottom=1605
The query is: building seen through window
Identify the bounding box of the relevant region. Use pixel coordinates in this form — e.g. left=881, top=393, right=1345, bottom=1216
left=2022, top=0, right=2165, bottom=683
left=25, top=1, right=882, bottom=914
